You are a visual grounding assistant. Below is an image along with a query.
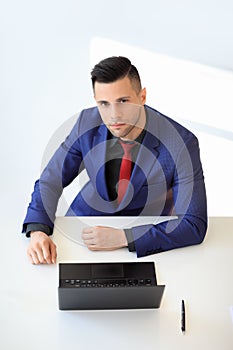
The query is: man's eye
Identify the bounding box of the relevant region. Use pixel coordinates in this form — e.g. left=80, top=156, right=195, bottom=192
left=100, top=102, right=109, bottom=107
left=120, top=99, right=128, bottom=103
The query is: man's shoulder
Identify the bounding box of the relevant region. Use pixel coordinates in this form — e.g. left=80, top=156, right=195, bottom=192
left=79, top=106, right=102, bottom=122
left=145, top=105, right=197, bottom=142
left=75, top=106, right=104, bottom=133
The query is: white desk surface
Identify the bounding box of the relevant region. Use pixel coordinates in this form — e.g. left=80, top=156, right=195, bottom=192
left=1, top=217, right=233, bottom=350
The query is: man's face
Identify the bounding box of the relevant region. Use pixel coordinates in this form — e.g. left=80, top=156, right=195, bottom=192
left=94, top=76, right=146, bottom=141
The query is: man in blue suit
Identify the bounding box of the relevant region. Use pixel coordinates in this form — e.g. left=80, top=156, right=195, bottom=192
left=23, top=56, right=207, bottom=264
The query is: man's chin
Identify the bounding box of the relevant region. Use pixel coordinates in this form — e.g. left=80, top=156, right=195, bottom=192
left=108, top=126, right=128, bottom=138
left=111, top=130, right=132, bottom=140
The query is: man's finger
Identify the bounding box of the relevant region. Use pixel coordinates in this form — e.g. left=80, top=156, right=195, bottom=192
left=82, top=227, right=94, bottom=234
left=87, top=244, right=99, bottom=251
left=83, top=238, right=96, bottom=246
left=50, top=243, right=57, bottom=264
left=34, top=246, right=47, bottom=264
left=42, top=246, right=52, bottom=264
left=29, top=250, right=41, bottom=265
left=27, top=251, right=36, bottom=264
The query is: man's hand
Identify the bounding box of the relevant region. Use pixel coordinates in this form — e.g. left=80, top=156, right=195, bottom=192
left=82, top=226, right=128, bottom=251
left=27, top=231, right=57, bottom=264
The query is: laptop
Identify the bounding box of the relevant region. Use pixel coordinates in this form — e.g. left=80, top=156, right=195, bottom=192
left=58, top=262, right=165, bottom=310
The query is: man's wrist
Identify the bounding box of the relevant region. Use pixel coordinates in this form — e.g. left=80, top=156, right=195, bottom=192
left=124, top=229, right=136, bottom=251
left=120, top=229, right=128, bottom=247
left=30, top=230, right=46, bottom=237
left=25, top=223, right=51, bottom=238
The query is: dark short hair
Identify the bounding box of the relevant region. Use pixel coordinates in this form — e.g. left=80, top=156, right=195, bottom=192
left=91, top=56, right=142, bottom=93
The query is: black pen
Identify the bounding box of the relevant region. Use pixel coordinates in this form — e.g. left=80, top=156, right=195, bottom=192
left=181, top=299, right=186, bottom=333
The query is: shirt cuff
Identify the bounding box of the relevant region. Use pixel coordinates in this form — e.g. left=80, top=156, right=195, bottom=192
left=25, top=223, right=52, bottom=238
left=124, top=229, right=136, bottom=252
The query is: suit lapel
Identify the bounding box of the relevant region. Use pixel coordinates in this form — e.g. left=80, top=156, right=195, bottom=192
left=118, top=107, right=160, bottom=208
left=90, top=123, right=111, bottom=201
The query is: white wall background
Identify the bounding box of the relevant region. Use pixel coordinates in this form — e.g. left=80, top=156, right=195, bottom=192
left=1, top=0, right=233, bottom=237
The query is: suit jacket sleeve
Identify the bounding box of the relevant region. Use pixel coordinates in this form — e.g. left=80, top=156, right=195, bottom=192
left=131, top=135, right=208, bottom=257
left=22, top=114, right=83, bottom=233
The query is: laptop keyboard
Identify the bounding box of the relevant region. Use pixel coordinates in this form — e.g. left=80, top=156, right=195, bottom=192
left=61, top=278, right=155, bottom=288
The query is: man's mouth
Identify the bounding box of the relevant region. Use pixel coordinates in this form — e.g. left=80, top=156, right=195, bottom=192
left=108, top=121, right=127, bottom=128
left=110, top=123, right=125, bottom=127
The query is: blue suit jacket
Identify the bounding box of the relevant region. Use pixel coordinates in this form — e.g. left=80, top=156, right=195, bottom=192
left=23, top=105, right=207, bottom=257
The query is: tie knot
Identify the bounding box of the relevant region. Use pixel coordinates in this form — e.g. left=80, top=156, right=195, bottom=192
left=119, top=140, right=136, bottom=156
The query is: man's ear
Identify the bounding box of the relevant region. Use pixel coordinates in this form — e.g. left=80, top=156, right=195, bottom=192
left=140, top=87, right=147, bottom=105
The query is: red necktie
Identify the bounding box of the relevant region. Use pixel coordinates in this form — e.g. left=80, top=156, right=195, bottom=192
left=117, top=141, right=135, bottom=204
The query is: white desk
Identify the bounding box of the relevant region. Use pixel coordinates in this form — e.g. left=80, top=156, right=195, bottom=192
left=1, top=217, right=233, bottom=350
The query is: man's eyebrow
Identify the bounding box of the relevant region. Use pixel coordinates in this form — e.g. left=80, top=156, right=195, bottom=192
left=96, top=99, right=109, bottom=104
left=97, top=96, right=131, bottom=104
left=115, top=96, right=131, bottom=102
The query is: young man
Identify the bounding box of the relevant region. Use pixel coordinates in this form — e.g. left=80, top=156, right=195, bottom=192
left=23, top=56, right=207, bottom=264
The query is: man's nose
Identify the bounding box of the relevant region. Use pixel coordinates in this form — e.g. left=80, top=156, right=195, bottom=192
left=110, top=103, right=123, bottom=118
